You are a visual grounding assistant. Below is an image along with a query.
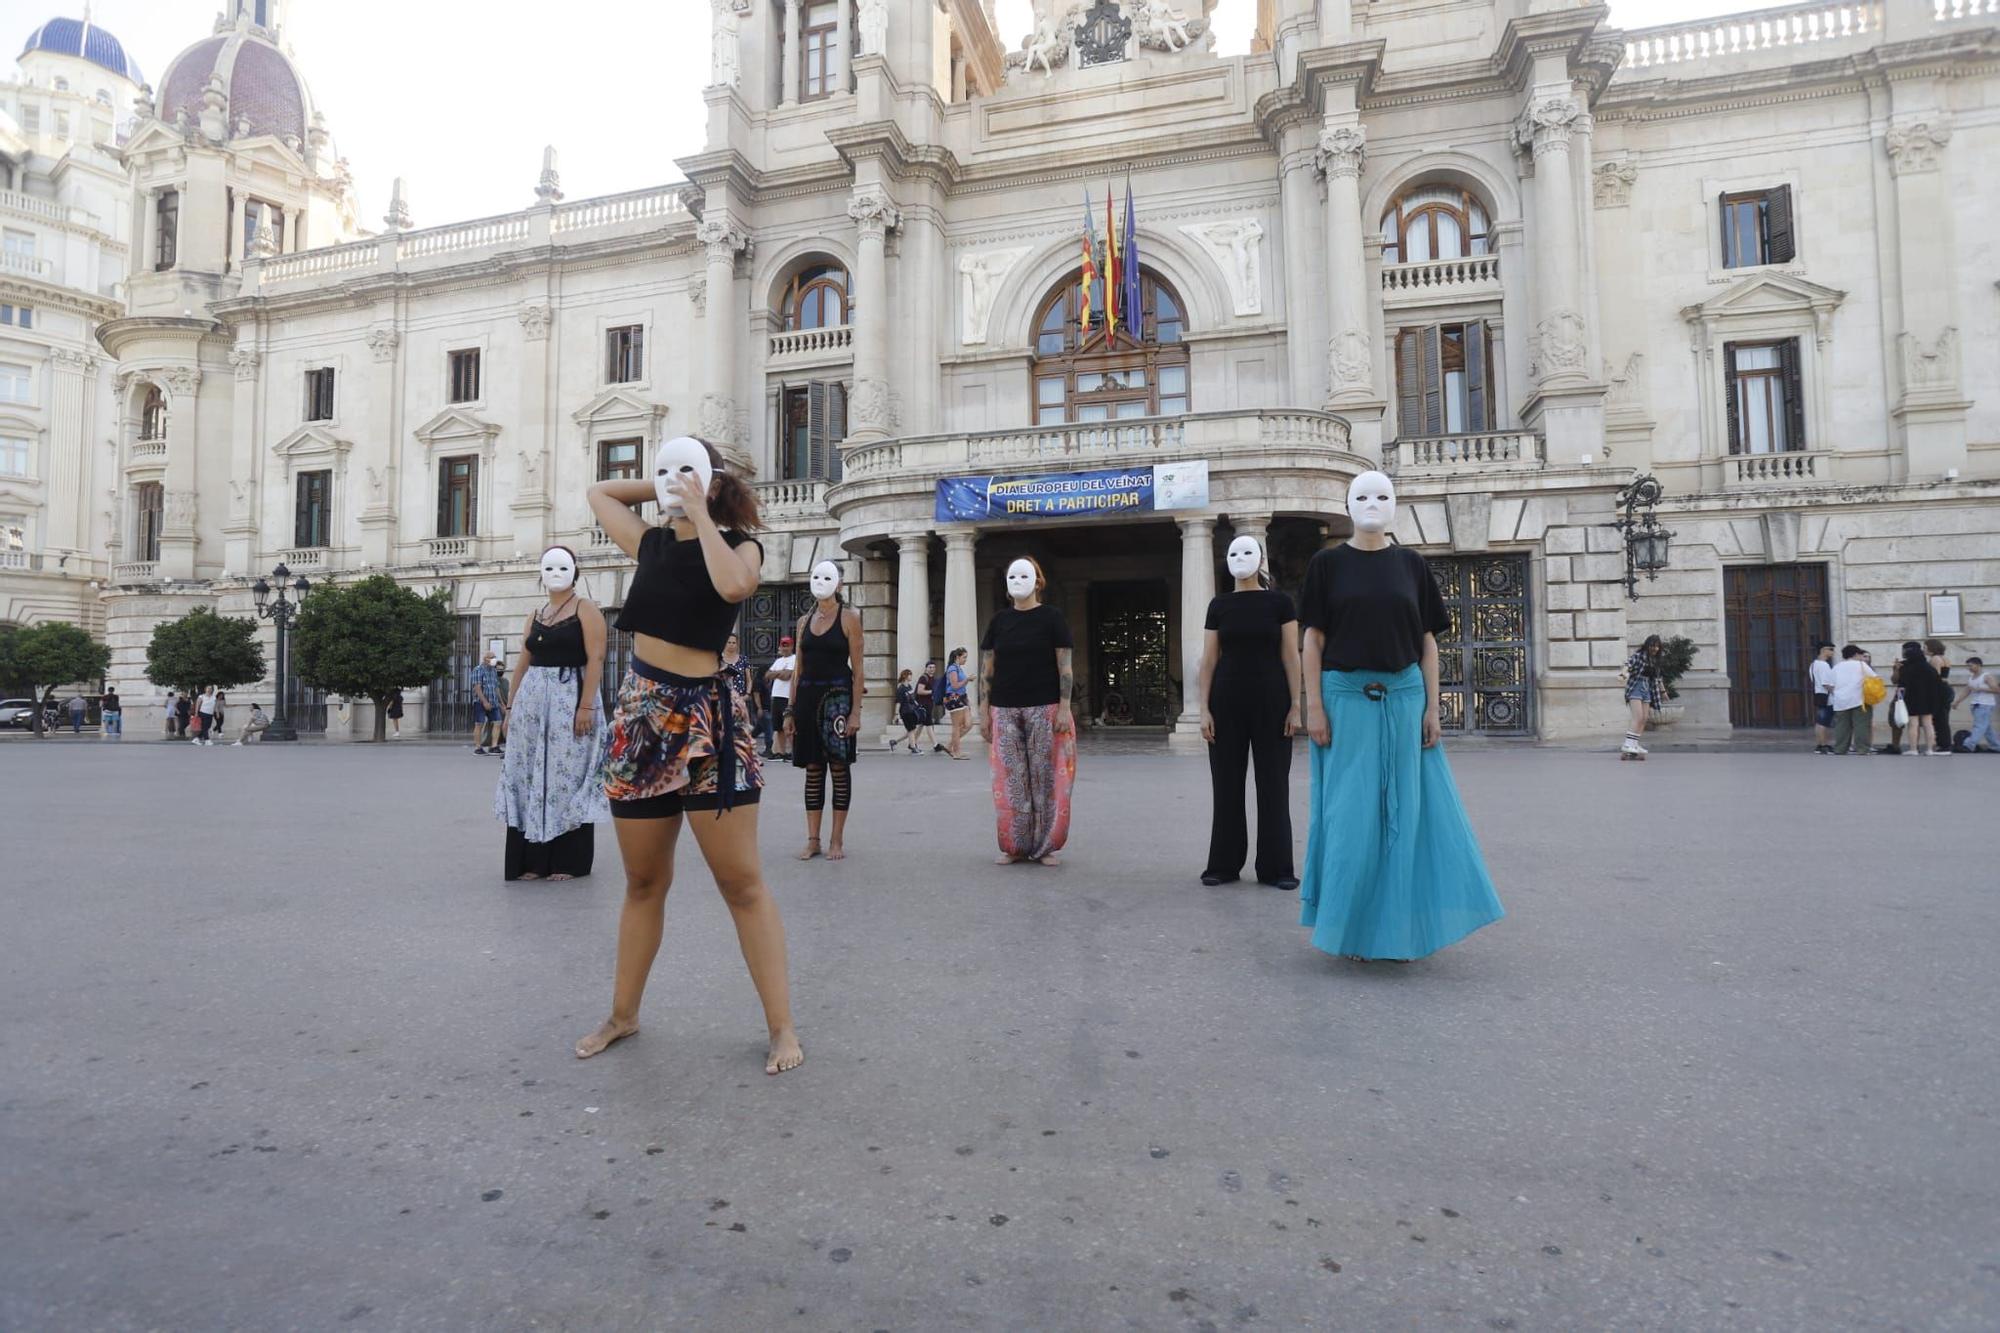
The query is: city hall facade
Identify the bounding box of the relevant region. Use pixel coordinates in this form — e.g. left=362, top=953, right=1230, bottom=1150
left=6, top=0, right=1998, bottom=740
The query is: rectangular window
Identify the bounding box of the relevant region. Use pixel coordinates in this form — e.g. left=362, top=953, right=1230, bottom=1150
left=0, top=434, right=30, bottom=475
left=155, top=190, right=179, bottom=270
left=437, top=455, right=478, bottom=537
left=802, top=2, right=840, bottom=99
left=1394, top=322, right=1491, bottom=437
left=19, top=106, right=37, bottom=134
left=0, top=304, right=31, bottom=328
left=54, top=111, right=70, bottom=138
left=446, top=348, right=482, bottom=404
left=1, top=514, right=25, bottom=555
left=779, top=381, right=847, bottom=480
left=2, top=229, right=32, bottom=262
left=1725, top=339, right=1804, bottom=455
left=0, top=362, right=31, bottom=405
left=605, top=325, right=644, bottom=383
left=294, top=469, right=332, bottom=547
left=597, top=437, right=642, bottom=481
left=303, top=366, right=335, bottom=422
left=1720, top=186, right=1794, bottom=269
left=135, top=482, right=164, bottom=562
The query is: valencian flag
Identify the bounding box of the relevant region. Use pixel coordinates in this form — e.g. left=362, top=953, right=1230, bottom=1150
left=1079, top=191, right=1100, bottom=338
left=1122, top=178, right=1142, bottom=336
left=1105, top=186, right=1122, bottom=337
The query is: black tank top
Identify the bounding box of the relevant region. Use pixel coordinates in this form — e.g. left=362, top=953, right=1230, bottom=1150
left=799, top=608, right=851, bottom=684
left=524, top=613, right=587, bottom=668
left=614, top=526, right=760, bottom=653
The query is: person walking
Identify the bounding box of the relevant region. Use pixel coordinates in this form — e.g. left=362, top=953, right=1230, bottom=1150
left=892, top=669, right=926, bottom=753
left=162, top=691, right=178, bottom=739
left=386, top=688, right=404, bottom=738
left=1828, top=645, right=1879, bottom=755
left=66, top=694, right=85, bottom=735
left=1809, top=641, right=1837, bottom=754
left=1198, top=533, right=1301, bottom=889
left=722, top=633, right=749, bottom=700
left=916, top=660, right=942, bottom=753
left=192, top=686, right=217, bottom=746
left=32, top=686, right=54, bottom=738
left=766, top=635, right=795, bottom=759
left=791, top=560, right=864, bottom=860
left=1956, top=656, right=1998, bottom=753
left=1297, top=471, right=1504, bottom=962
left=1926, top=639, right=1955, bottom=753
left=940, top=647, right=973, bottom=760
left=471, top=654, right=503, bottom=755
left=1619, top=634, right=1667, bottom=760
left=1895, top=641, right=1944, bottom=756
left=211, top=690, right=228, bottom=742
left=980, top=556, right=1077, bottom=866
left=233, top=702, right=270, bottom=744
left=175, top=690, right=193, bottom=741
left=496, top=545, right=611, bottom=882
left=578, top=435, right=801, bottom=1076
left=100, top=689, right=121, bottom=740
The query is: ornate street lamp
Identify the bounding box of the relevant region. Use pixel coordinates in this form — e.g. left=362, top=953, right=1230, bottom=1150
left=1610, top=474, right=1675, bottom=600
left=251, top=561, right=312, bottom=742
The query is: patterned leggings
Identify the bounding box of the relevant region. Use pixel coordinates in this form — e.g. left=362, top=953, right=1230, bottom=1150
left=803, top=763, right=851, bottom=812
left=988, top=704, right=1077, bottom=861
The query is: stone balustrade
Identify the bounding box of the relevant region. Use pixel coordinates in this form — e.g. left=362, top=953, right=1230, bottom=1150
left=281, top=547, right=327, bottom=568
left=754, top=479, right=830, bottom=519
left=1381, top=254, right=1501, bottom=303
left=398, top=214, right=531, bottom=260
left=426, top=536, right=473, bottom=560
left=112, top=560, right=159, bottom=582
left=1936, top=0, right=1999, bottom=19
left=258, top=239, right=382, bottom=284
left=0, top=251, right=54, bottom=278
left=552, top=186, right=687, bottom=234
left=1386, top=431, right=1544, bottom=473
left=1621, top=1, right=1885, bottom=72
left=131, top=438, right=167, bottom=461
left=0, top=549, right=35, bottom=570
left=0, top=188, right=67, bottom=224
left=768, top=325, right=853, bottom=359
left=1727, top=449, right=1832, bottom=486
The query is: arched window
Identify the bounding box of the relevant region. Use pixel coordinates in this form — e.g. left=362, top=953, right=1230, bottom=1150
left=781, top=263, right=849, bottom=331
left=1031, top=269, right=1190, bottom=425
left=140, top=386, right=168, bottom=441
left=1380, top=185, right=1491, bottom=265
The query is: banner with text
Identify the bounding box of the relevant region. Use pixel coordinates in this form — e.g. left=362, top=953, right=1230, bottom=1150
left=934, top=462, right=1209, bottom=523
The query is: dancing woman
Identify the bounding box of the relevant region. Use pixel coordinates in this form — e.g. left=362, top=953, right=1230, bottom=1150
left=1298, top=471, right=1503, bottom=962
left=497, top=545, right=610, bottom=881
left=576, top=435, right=802, bottom=1075
left=980, top=557, right=1076, bottom=865
left=1198, top=533, right=1301, bottom=889
left=791, top=560, right=864, bottom=860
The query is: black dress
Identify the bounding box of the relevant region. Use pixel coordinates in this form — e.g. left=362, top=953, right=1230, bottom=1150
left=792, top=609, right=857, bottom=768
left=1203, top=588, right=1297, bottom=884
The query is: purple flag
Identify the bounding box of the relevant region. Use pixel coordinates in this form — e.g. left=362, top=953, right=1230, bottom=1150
left=1122, top=179, right=1142, bottom=332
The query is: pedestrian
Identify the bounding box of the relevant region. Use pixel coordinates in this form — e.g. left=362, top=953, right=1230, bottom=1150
left=1828, top=644, right=1878, bottom=755
left=1956, top=655, right=1998, bottom=753
left=766, top=635, right=795, bottom=759
left=579, top=435, right=801, bottom=1076
left=1618, top=634, right=1667, bottom=761
left=791, top=560, right=864, bottom=860
left=386, top=688, right=404, bottom=738
left=233, top=702, right=269, bottom=744
left=192, top=686, right=217, bottom=745
left=721, top=633, right=749, bottom=701
left=162, top=690, right=178, bottom=738
left=1896, top=641, right=1944, bottom=756
left=471, top=653, right=502, bottom=754
left=940, top=647, right=972, bottom=759
left=496, top=545, right=610, bottom=883
left=980, top=556, right=1077, bottom=867
left=1297, top=470, right=1504, bottom=962
left=1809, top=641, right=1837, bottom=754
left=211, top=690, right=227, bottom=742
left=66, top=693, right=85, bottom=734
left=1198, top=533, right=1301, bottom=889
left=100, top=688, right=121, bottom=740
left=1926, top=639, right=1954, bottom=754
left=175, top=690, right=193, bottom=740
left=893, top=669, right=925, bottom=753
left=916, top=659, right=942, bottom=753
left=33, top=686, right=54, bottom=738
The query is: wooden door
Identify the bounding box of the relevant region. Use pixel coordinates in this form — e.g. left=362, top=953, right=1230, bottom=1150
left=1723, top=564, right=1829, bottom=728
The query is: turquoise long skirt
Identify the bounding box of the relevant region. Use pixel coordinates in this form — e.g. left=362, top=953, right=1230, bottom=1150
left=1300, top=665, right=1504, bottom=960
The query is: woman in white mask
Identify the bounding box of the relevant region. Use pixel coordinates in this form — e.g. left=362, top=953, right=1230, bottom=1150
left=578, top=435, right=803, bottom=1076
left=979, top=556, right=1078, bottom=865
left=1196, top=532, right=1301, bottom=890
left=1295, top=471, right=1503, bottom=961
left=789, top=559, right=864, bottom=860
left=496, top=545, right=611, bottom=881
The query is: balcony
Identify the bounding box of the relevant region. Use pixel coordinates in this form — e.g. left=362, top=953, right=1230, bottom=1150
left=1385, top=431, right=1545, bottom=475
left=281, top=547, right=328, bottom=569
left=1380, top=255, right=1501, bottom=308
left=1619, top=1, right=1885, bottom=75
left=0, top=549, right=41, bottom=571
left=112, top=560, right=159, bottom=582
left=1726, top=449, right=1833, bottom=487
left=755, top=479, right=831, bottom=523
left=0, top=189, right=67, bottom=224
left=426, top=536, right=474, bottom=561
left=768, top=325, right=853, bottom=362
left=0, top=252, right=54, bottom=279
left=131, top=438, right=167, bottom=462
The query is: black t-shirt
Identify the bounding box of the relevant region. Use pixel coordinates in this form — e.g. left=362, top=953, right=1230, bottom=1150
left=980, top=604, right=1074, bottom=707
left=615, top=527, right=761, bottom=654
left=103, top=692, right=120, bottom=712
left=1205, top=589, right=1295, bottom=686
left=1298, top=543, right=1450, bottom=673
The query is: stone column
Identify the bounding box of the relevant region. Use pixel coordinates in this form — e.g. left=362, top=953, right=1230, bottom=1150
left=835, top=0, right=852, bottom=94
left=1517, top=94, right=1589, bottom=393
left=1318, top=118, right=1383, bottom=458
left=781, top=0, right=801, bottom=104
left=158, top=366, right=201, bottom=580
left=1177, top=516, right=1216, bottom=731
left=1278, top=122, right=1324, bottom=408
left=225, top=346, right=261, bottom=575
left=1229, top=513, right=1271, bottom=557
left=943, top=529, right=979, bottom=721
left=847, top=186, right=901, bottom=443
left=695, top=214, right=751, bottom=467
left=1884, top=111, right=1967, bottom=479
left=512, top=299, right=556, bottom=551
left=895, top=530, right=931, bottom=681
left=45, top=350, right=92, bottom=556
left=358, top=327, right=400, bottom=567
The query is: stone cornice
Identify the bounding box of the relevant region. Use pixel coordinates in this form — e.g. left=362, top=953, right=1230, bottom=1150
left=94, top=315, right=224, bottom=359
left=1294, top=39, right=1388, bottom=117
left=0, top=276, right=121, bottom=324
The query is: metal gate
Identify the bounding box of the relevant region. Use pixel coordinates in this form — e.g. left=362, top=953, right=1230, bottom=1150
left=1724, top=563, right=1828, bottom=728
left=597, top=611, right=635, bottom=715
left=740, top=584, right=817, bottom=672
left=1430, top=553, right=1532, bottom=735
left=283, top=673, right=328, bottom=735
left=1090, top=580, right=1174, bottom=727
left=427, top=614, right=484, bottom=734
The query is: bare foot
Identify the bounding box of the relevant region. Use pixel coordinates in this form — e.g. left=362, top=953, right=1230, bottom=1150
left=826, top=843, right=845, bottom=861
left=797, top=839, right=821, bottom=861
left=766, top=1029, right=804, bottom=1076
left=995, top=853, right=1022, bottom=865
left=548, top=873, right=574, bottom=882
left=1037, top=854, right=1062, bottom=867
left=575, top=1018, right=638, bottom=1059
left=517, top=873, right=542, bottom=881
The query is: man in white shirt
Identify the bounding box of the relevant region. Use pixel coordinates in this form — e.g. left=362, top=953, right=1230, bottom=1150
left=1809, top=641, right=1837, bottom=754
left=1955, top=654, right=1998, bottom=754
left=1828, top=644, right=1878, bottom=755
left=766, top=635, right=796, bottom=760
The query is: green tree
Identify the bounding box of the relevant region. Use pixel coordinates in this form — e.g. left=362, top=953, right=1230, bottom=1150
left=1658, top=635, right=1700, bottom=701
left=0, top=621, right=22, bottom=694
left=145, top=607, right=266, bottom=696
left=291, top=575, right=454, bottom=741
left=14, top=620, right=112, bottom=695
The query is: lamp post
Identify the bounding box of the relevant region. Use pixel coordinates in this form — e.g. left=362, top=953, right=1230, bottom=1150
left=1610, top=474, right=1675, bottom=601
left=251, top=561, right=312, bottom=742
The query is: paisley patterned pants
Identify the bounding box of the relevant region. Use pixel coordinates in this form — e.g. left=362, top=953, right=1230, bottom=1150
left=988, top=704, right=1076, bottom=861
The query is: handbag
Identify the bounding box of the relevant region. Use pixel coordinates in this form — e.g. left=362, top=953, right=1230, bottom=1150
left=1890, top=694, right=1909, bottom=729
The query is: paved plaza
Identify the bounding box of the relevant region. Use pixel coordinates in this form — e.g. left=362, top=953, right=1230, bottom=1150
left=2, top=739, right=1996, bottom=1330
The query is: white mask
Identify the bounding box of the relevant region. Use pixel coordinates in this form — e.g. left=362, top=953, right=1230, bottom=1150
left=539, top=546, right=576, bottom=594
left=654, top=436, right=714, bottom=514
left=1006, top=559, right=1038, bottom=601
left=1226, top=535, right=1263, bottom=583
left=1346, top=470, right=1397, bottom=534
left=809, top=560, right=842, bottom=600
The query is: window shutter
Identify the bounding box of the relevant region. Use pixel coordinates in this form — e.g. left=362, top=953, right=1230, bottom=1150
left=437, top=462, right=451, bottom=534
left=466, top=458, right=479, bottom=536
left=1464, top=319, right=1488, bottom=432
left=1718, top=191, right=1734, bottom=267
left=295, top=473, right=309, bottom=547
left=631, top=327, right=644, bottom=381
left=828, top=380, right=847, bottom=481
left=807, top=382, right=827, bottom=480
left=604, top=332, right=617, bottom=384
left=1778, top=338, right=1805, bottom=452
left=1421, top=325, right=1444, bottom=436
left=1766, top=186, right=1794, bottom=265
left=1395, top=331, right=1422, bottom=439
left=1723, top=342, right=1742, bottom=455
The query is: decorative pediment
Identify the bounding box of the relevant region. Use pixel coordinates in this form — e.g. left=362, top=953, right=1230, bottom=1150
left=571, top=387, right=669, bottom=432
left=270, top=423, right=353, bottom=459
left=120, top=121, right=189, bottom=159
left=412, top=406, right=502, bottom=448
left=1683, top=272, right=1846, bottom=323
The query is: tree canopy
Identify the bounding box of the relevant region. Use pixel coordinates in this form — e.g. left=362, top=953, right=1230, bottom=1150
left=3, top=620, right=111, bottom=696
left=292, top=575, right=455, bottom=741
left=145, top=608, right=266, bottom=696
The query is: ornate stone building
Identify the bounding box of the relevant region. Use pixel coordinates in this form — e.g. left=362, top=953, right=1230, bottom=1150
left=62, top=0, right=2000, bottom=739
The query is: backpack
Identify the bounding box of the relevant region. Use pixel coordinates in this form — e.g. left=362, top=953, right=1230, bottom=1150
left=1861, top=674, right=1887, bottom=708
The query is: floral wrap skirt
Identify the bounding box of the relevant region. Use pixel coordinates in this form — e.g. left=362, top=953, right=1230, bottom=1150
left=601, top=659, right=762, bottom=817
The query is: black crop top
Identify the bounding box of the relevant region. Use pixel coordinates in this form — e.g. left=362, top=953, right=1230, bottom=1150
left=614, top=527, right=760, bottom=653
left=523, top=613, right=587, bottom=669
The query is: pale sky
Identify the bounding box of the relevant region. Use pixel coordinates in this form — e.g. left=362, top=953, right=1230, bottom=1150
left=12, top=0, right=1757, bottom=233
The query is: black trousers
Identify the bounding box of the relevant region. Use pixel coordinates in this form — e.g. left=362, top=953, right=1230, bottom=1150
left=1205, top=676, right=1294, bottom=882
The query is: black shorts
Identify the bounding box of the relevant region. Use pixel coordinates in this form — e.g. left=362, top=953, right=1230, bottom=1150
left=771, top=697, right=790, bottom=727
left=611, top=788, right=762, bottom=820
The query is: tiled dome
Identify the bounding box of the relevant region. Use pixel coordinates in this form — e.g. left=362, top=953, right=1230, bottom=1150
left=157, top=30, right=310, bottom=142
left=19, top=15, right=144, bottom=84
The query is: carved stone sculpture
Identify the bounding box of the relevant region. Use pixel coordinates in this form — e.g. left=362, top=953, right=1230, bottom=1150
left=519, top=448, right=546, bottom=494
left=1531, top=310, right=1588, bottom=383
left=164, top=365, right=201, bottom=398
left=1317, top=123, right=1366, bottom=180
left=1886, top=119, right=1950, bottom=176
left=1181, top=220, right=1264, bottom=317
left=1900, top=327, right=1959, bottom=393
left=1329, top=329, right=1371, bottom=395
left=366, top=326, right=402, bottom=362
left=698, top=393, right=738, bottom=447
left=1593, top=161, right=1638, bottom=209
left=710, top=0, right=742, bottom=88
left=850, top=377, right=892, bottom=433
left=517, top=303, right=552, bottom=340
left=230, top=348, right=261, bottom=380
left=957, top=246, right=1031, bottom=345
left=859, top=0, right=888, bottom=56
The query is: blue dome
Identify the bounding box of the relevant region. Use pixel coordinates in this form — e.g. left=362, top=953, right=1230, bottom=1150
left=19, top=16, right=144, bottom=85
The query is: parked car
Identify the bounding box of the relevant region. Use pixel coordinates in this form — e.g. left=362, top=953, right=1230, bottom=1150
left=0, top=698, right=38, bottom=729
